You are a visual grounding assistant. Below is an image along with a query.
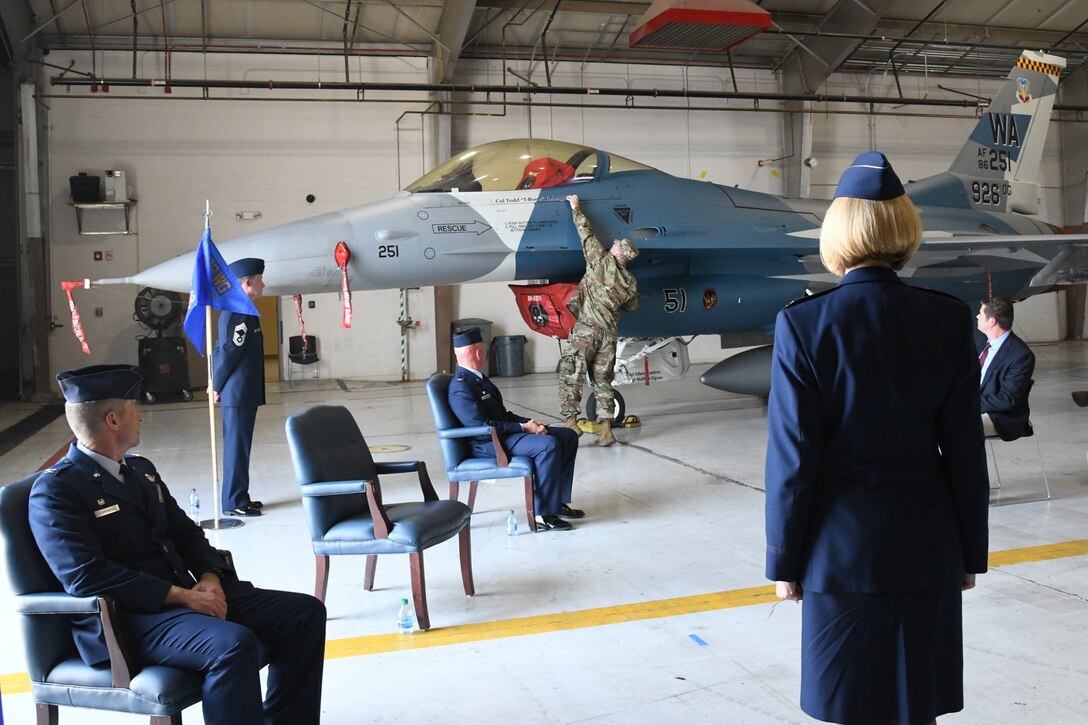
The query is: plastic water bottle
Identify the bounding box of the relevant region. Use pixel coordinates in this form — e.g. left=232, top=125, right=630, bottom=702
left=506, top=509, right=518, bottom=536
left=188, top=488, right=200, bottom=525
left=397, top=598, right=413, bottom=635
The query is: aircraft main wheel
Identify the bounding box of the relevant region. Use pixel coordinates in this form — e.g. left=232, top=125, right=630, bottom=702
left=586, top=389, right=625, bottom=423
left=144, top=392, right=157, bottom=405
left=180, top=389, right=194, bottom=402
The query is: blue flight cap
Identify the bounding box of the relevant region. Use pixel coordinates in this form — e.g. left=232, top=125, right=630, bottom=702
left=57, top=364, right=144, bottom=403
left=453, top=327, right=483, bottom=347
left=833, top=151, right=905, bottom=201
left=229, top=257, right=265, bottom=278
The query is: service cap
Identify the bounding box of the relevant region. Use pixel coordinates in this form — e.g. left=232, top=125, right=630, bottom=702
left=229, top=257, right=265, bottom=278
left=833, top=151, right=905, bottom=201
left=57, top=364, right=143, bottom=403
left=453, top=327, right=483, bottom=347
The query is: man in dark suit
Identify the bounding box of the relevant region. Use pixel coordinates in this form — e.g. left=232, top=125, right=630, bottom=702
left=976, top=296, right=1035, bottom=441
left=213, top=257, right=266, bottom=516
left=29, top=364, right=326, bottom=725
left=448, top=327, right=583, bottom=531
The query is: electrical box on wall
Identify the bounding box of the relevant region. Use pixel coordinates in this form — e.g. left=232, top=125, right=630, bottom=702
left=104, top=170, right=128, bottom=202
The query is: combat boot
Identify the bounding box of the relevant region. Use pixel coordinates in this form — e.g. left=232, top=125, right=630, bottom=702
left=595, top=419, right=616, bottom=447
left=563, top=417, right=584, bottom=437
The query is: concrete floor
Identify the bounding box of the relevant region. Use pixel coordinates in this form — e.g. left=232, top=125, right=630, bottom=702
left=1, top=342, right=1086, bottom=724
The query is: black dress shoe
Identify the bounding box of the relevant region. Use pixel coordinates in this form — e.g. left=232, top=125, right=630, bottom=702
left=249, top=500, right=264, bottom=509
left=226, top=503, right=262, bottom=517
left=558, top=504, right=585, bottom=519
left=535, top=515, right=573, bottom=531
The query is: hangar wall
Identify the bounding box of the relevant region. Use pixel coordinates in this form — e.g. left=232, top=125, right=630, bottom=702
left=38, top=51, right=1075, bottom=388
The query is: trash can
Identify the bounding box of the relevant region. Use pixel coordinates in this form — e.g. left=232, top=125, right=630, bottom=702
left=493, top=335, right=528, bottom=377
left=451, top=318, right=494, bottom=376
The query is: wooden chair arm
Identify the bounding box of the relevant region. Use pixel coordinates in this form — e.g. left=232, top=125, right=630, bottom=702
left=364, top=480, right=393, bottom=539
left=416, top=461, right=438, bottom=502
left=372, top=461, right=439, bottom=502
left=99, top=595, right=138, bottom=688
left=491, top=426, right=510, bottom=468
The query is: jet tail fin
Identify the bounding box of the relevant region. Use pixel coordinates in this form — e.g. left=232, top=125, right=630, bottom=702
left=907, top=50, right=1065, bottom=215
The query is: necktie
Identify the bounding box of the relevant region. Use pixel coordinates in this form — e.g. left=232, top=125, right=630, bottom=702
left=979, top=342, right=990, bottom=369
left=119, top=463, right=131, bottom=477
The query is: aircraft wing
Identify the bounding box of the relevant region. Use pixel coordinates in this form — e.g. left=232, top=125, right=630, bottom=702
left=784, top=229, right=1088, bottom=286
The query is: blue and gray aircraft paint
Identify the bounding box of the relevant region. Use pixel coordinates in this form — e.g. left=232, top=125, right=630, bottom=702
left=99, top=50, right=1086, bottom=391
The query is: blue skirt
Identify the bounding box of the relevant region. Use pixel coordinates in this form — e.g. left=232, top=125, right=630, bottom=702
left=800, top=588, right=964, bottom=725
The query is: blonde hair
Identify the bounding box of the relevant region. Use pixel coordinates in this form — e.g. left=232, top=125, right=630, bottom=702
left=819, top=195, right=923, bottom=277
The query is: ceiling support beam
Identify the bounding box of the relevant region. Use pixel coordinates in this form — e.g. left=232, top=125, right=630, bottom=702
left=427, top=1, right=475, bottom=179
left=778, top=0, right=901, bottom=96
left=777, top=0, right=899, bottom=199
left=431, top=0, right=474, bottom=84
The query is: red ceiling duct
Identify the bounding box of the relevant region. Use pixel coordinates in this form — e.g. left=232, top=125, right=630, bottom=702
left=629, top=0, right=772, bottom=52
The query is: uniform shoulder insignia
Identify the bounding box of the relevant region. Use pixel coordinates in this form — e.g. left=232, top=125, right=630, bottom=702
left=43, top=458, right=75, bottom=474
left=784, top=286, right=838, bottom=308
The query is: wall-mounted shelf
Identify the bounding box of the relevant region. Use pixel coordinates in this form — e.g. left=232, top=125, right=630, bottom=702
left=69, top=201, right=137, bottom=235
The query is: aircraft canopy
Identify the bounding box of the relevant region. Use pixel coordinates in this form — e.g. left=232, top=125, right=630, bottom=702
left=405, top=138, right=650, bottom=194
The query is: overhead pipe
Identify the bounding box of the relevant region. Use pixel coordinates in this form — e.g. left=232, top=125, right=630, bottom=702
left=39, top=37, right=1085, bottom=77
left=131, top=0, right=138, bottom=78
left=158, top=0, right=171, bottom=83
left=886, top=0, right=951, bottom=97
left=34, top=90, right=1088, bottom=122
left=540, top=0, right=562, bottom=86
left=47, top=73, right=1088, bottom=111
left=78, top=0, right=97, bottom=81
left=342, top=0, right=355, bottom=81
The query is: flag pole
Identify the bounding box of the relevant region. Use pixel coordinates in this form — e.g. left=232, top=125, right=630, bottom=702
left=201, top=200, right=243, bottom=530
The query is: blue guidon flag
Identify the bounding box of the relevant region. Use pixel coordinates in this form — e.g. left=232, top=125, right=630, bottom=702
left=182, top=228, right=258, bottom=355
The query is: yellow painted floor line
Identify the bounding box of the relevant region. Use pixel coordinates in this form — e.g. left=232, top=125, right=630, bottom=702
left=2, top=538, right=1086, bottom=696
left=327, top=585, right=775, bottom=659
left=988, top=538, right=1088, bottom=566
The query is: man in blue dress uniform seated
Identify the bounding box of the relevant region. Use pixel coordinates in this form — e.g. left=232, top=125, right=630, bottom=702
left=448, top=327, right=584, bottom=531
left=213, top=256, right=267, bottom=517
left=29, top=364, right=327, bottom=725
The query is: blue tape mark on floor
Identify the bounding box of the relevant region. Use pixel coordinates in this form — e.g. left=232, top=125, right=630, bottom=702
left=688, top=634, right=708, bottom=646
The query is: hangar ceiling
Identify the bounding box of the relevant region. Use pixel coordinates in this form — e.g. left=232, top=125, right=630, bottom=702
left=12, top=0, right=1088, bottom=94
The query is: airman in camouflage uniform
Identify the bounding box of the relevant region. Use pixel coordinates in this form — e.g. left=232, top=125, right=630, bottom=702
left=558, top=194, right=639, bottom=446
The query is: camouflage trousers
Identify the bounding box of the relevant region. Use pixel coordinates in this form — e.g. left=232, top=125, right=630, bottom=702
left=558, top=321, right=617, bottom=420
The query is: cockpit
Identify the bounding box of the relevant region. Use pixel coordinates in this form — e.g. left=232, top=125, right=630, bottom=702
left=404, top=138, right=651, bottom=194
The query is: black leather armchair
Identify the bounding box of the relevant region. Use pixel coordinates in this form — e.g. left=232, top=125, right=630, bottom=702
left=0, top=473, right=205, bottom=724
left=426, top=373, right=539, bottom=532
left=284, top=404, right=475, bottom=630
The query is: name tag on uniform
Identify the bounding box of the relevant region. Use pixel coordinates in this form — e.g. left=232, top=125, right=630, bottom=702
left=481, top=393, right=492, bottom=400
left=94, top=504, right=121, bottom=518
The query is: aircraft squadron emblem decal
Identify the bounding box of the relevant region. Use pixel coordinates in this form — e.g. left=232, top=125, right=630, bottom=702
left=703, top=289, right=718, bottom=311
left=233, top=322, right=248, bottom=347
left=528, top=302, right=550, bottom=328
left=1016, top=77, right=1031, bottom=104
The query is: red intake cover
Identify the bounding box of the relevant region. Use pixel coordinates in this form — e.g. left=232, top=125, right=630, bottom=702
left=509, top=283, right=579, bottom=339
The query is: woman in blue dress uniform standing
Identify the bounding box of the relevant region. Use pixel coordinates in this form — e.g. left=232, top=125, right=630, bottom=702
left=764, top=152, right=990, bottom=724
